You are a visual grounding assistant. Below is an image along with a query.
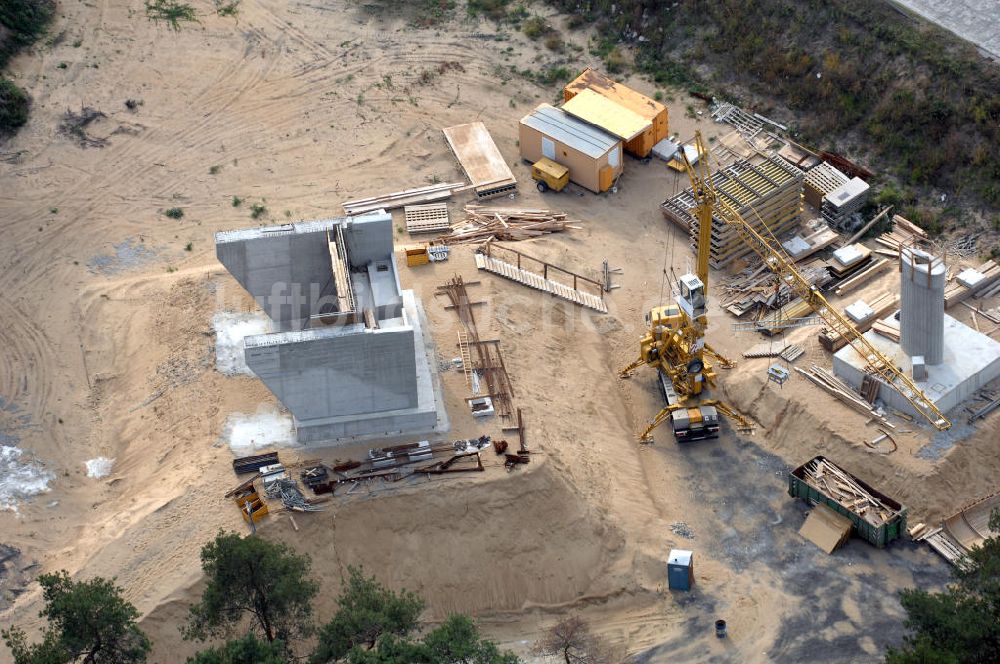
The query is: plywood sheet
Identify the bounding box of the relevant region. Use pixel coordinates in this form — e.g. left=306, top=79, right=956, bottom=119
left=442, top=122, right=516, bottom=196
left=800, top=504, right=853, bottom=554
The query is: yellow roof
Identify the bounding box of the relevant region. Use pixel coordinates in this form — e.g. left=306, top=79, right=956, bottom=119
left=561, top=88, right=651, bottom=141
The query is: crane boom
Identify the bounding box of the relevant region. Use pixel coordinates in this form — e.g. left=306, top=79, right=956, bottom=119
left=682, top=132, right=950, bottom=430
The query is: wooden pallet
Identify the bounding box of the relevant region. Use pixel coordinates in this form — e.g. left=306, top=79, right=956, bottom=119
left=474, top=253, right=607, bottom=313
left=404, top=203, right=451, bottom=234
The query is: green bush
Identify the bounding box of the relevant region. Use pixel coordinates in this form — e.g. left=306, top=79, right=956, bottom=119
left=467, top=0, right=510, bottom=20
left=0, top=0, right=55, bottom=68
left=164, top=207, right=184, bottom=219
left=0, top=77, right=30, bottom=137
left=522, top=16, right=548, bottom=39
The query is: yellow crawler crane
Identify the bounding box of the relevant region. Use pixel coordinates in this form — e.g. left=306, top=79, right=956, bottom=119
left=620, top=133, right=753, bottom=442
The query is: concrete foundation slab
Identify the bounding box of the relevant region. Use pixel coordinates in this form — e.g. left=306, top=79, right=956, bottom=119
left=834, top=314, right=1000, bottom=418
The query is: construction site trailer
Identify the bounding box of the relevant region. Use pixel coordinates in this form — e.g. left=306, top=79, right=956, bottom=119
left=788, top=455, right=907, bottom=548
left=564, top=67, right=668, bottom=153
left=561, top=88, right=655, bottom=158
left=519, top=104, right=622, bottom=194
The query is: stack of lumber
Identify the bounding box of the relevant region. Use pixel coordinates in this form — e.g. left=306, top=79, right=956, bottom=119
left=436, top=205, right=578, bottom=245
left=755, top=297, right=813, bottom=336
left=800, top=457, right=897, bottom=527
left=720, top=260, right=832, bottom=317
left=872, top=317, right=900, bottom=342
left=343, top=181, right=465, bottom=215
left=944, top=259, right=1000, bottom=307
left=834, top=257, right=891, bottom=296
left=660, top=155, right=805, bottom=268
left=794, top=364, right=892, bottom=428
left=818, top=292, right=897, bottom=351
left=872, top=214, right=927, bottom=256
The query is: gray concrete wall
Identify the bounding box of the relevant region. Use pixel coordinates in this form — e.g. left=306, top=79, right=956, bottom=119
left=245, top=325, right=418, bottom=421
left=343, top=214, right=393, bottom=267
left=215, top=212, right=392, bottom=329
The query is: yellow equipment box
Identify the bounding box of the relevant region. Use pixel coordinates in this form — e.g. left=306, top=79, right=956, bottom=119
left=531, top=158, right=569, bottom=193
left=404, top=245, right=430, bottom=267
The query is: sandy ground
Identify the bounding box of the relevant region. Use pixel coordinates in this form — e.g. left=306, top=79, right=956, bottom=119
left=1, top=2, right=998, bottom=662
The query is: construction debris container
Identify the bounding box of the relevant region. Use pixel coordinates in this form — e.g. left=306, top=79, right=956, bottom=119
left=562, top=88, right=655, bottom=159
left=519, top=104, right=622, bottom=194
left=788, top=456, right=907, bottom=548
left=667, top=549, right=694, bottom=591
left=564, top=68, right=668, bottom=153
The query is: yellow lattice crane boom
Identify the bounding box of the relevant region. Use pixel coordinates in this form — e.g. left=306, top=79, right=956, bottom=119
left=683, top=131, right=950, bottom=431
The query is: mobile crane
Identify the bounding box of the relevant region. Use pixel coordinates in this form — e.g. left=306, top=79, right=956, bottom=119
left=622, top=132, right=951, bottom=442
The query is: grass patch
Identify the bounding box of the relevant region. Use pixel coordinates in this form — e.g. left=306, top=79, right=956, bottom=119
left=163, top=207, right=184, bottom=219
left=213, top=0, right=240, bottom=17
left=144, top=0, right=198, bottom=31
left=249, top=203, right=267, bottom=220
left=231, top=195, right=243, bottom=207
left=522, top=16, right=548, bottom=39
left=209, top=164, right=222, bottom=175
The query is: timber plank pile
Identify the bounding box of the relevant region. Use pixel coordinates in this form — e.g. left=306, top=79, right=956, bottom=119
left=818, top=292, right=898, bottom=351
left=794, top=364, right=892, bottom=427
left=871, top=214, right=928, bottom=256
left=437, top=205, right=578, bottom=245
left=720, top=260, right=831, bottom=317
left=343, top=181, right=466, bottom=215
left=944, top=259, right=1000, bottom=307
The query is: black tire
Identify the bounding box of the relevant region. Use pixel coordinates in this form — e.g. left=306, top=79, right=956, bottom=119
left=536, top=181, right=549, bottom=193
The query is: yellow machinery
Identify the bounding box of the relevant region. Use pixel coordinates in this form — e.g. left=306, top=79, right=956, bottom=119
left=531, top=157, right=569, bottom=193
left=622, top=131, right=950, bottom=442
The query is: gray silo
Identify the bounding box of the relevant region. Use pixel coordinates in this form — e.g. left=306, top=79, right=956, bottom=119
left=900, top=247, right=945, bottom=365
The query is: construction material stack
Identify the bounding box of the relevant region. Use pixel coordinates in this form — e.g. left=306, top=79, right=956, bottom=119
left=822, top=177, right=870, bottom=231
left=803, top=162, right=850, bottom=209
left=661, top=156, right=805, bottom=268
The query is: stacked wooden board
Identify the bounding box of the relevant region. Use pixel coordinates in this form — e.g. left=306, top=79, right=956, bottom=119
left=404, top=203, right=450, bottom=234
left=818, top=292, right=898, bottom=351
left=343, top=181, right=465, bottom=215
left=660, top=156, right=805, bottom=268
left=803, top=162, right=849, bottom=209
left=437, top=205, right=577, bottom=245
left=944, top=259, right=999, bottom=308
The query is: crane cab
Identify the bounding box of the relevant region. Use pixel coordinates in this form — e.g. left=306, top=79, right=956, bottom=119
left=677, top=274, right=706, bottom=320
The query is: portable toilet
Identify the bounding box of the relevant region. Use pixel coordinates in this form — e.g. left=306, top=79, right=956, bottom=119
left=667, top=549, right=694, bottom=591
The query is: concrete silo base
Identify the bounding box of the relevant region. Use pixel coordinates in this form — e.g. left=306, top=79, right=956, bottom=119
left=833, top=314, right=1000, bottom=419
